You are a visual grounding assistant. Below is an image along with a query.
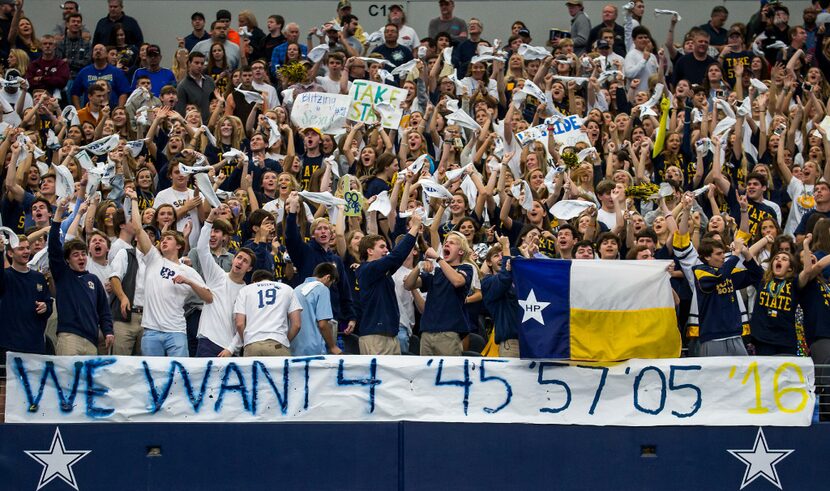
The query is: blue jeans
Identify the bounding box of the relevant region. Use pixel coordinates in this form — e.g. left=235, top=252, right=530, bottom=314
left=397, top=325, right=410, bottom=354
left=141, top=329, right=189, bottom=357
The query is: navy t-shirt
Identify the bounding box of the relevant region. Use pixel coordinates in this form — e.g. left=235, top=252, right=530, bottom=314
left=419, top=263, right=473, bottom=333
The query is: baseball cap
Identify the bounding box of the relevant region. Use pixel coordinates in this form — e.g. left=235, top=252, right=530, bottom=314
left=389, top=4, right=404, bottom=11
left=337, top=0, right=352, bottom=9
left=191, top=11, right=205, bottom=21
left=518, top=28, right=531, bottom=37
left=303, top=127, right=323, bottom=137
left=216, top=9, right=232, bottom=21
left=5, top=68, right=21, bottom=80
left=146, top=45, right=161, bottom=56
left=566, top=0, right=583, bottom=5
left=596, top=39, right=611, bottom=49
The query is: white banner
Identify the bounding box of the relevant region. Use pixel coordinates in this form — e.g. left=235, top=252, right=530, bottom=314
left=347, top=80, right=405, bottom=129
left=516, top=115, right=590, bottom=148
left=4, top=353, right=814, bottom=426
left=289, top=92, right=350, bottom=134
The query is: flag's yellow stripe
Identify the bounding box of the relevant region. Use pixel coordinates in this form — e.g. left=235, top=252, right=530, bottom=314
left=570, top=308, right=681, bottom=361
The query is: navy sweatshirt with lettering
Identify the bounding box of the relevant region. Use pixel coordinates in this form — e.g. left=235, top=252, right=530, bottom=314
left=693, top=255, right=763, bottom=343
left=48, top=224, right=113, bottom=345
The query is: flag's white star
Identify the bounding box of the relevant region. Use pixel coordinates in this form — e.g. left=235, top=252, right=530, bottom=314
left=727, top=428, right=793, bottom=490
left=25, top=427, right=91, bottom=491
left=518, top=289, right=550, bottom=324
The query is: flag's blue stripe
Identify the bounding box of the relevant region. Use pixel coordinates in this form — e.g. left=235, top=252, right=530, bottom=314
left=512, top=259, right=571, bottom=359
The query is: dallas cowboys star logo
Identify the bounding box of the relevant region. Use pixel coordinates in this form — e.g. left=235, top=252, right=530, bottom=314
left=518, top=289, right=550, bottom=325
left=24, top=427, right=91, bottom=490
left=727, top=428, right=794, bottom=490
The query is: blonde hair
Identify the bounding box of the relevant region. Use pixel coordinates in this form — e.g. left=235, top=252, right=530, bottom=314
left=8, top=48, right=30, bottom=74
left=238, top=10, right=259, bottom=29
left=445, top=231, right=481, bottom=279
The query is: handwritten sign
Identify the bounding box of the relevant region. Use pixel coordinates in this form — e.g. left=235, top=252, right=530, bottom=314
left=343, top=190, right=364, bottom=216
left=4, top=353, right=814, bottom=425
left=516, top=115, right=590, bottom=148
left=347, top=80, right=405, bottom=129
left=289, top=92, right=350, bottom=134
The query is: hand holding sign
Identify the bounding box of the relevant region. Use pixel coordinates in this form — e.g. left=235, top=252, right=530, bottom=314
left=344, top=190, right=364, bottom=216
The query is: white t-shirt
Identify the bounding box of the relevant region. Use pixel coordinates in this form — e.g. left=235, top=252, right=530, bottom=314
left=315, top=75, right=342, bottom=94
left=597, top=208, right=617, bottom=231
left=397, top=25, right=420, bottom=52
left=153, top=187, right=201, bottom=248
left=110, top=246, right=146, bottom=307
left=195, top=223, right=244, bottom=352
left=108, top=237, right=131, bottom=262
left=784, top=178, right=815, bottom=235
left=393, top=266, right=415, bottom=332
left=86, top=258, right=112, bottom=300
left=141, top=247, right=205, bottom=332
left=252, top=80, right=280, bottom=109
left=233, top=280, right=302, bottom=347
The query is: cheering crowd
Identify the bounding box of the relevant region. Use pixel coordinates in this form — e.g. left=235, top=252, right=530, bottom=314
left=2, top=0, right=830, bottom=381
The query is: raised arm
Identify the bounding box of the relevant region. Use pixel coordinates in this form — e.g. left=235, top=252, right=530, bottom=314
left=127, top=188, right=153, bottom=254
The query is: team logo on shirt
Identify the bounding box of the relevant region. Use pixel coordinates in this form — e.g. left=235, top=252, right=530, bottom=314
left=159, top=266, right=176, bottom=280
left=36, top=284, right=43, bottom=291
left=87, top=281, right=95, bottom=290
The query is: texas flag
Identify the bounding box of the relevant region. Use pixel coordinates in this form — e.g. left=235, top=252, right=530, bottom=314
left=511, top=259, right=681, bottom=361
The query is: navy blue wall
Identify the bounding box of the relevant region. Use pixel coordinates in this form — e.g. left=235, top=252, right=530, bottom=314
left=0, top=423, right=825, bottom=490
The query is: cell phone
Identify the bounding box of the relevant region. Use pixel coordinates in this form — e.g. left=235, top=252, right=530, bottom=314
left=803, top=82, right=813, bottom=92
left=714, top=89, right=726, bottom=98
left=773, top=125, right=785, bottom=136
left=417, top=46, right=427, bottom=59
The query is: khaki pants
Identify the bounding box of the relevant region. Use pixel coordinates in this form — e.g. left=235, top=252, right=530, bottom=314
left=420, top=332, right=463, bottom=356
left=244, top=339, right=291, bottom=357
left=56, top=332, right=98, bottom=356
left=359, top=334, right=401, bottom=355
left=113, top=313, right=143, bottom=356
left=499, top=339, right=521, bottom=358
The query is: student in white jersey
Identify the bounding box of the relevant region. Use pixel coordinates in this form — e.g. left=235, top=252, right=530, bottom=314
left=129, top=189, right=213, bottom=357
left=234, top=269, right=302, bottom=356
left=195, top=208, right=256, bottom=357
left=153, top=160, right=208, bottom=249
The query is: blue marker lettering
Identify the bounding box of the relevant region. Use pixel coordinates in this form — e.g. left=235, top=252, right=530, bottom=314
left=142, top=360, right=213, bottom=414
left=537, top=362, right=571, bottom=414
left=337, top=358, right=382, bottom=413
left=84, top=358, right=115, bottom=418
left=577, top=364, right=609, bottom=416
left=479, top=359, right=512, bottom=414
left=251, top=360, right=290, bottom=415
left=14, top=357, right=82, bottom=413
left=434, top=358, right=471, bottom=416
left=214, top=362, right=250, bottom=412
left=633, top=366, right=667, bottom=415
left=291, top=356, right=325, bottom=410
left=668, top=365, right=702, bottom=418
